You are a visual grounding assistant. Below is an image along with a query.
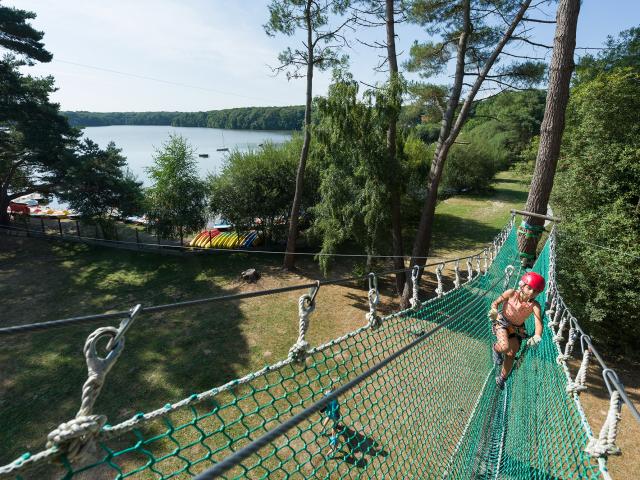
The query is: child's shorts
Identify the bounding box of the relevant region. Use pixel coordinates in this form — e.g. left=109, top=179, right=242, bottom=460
left=492, top=315, right=527, bottom=344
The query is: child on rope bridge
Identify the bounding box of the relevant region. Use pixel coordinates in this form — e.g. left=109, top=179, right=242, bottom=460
left=489, top=271, right=545, bottom=389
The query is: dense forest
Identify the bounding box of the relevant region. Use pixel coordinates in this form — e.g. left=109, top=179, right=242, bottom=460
left=63, top=105, right=306, bottom=130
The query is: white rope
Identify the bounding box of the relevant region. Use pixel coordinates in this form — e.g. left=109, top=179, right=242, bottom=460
left=564, top=323, right=578, bottom=357
left=366, top=273, right=381, bottom=329
left=453, top=260, right=461, bottom=289
left=482, top=249, right=488, bottom=275
left=503, top=265, right=515, bottom=290
left=475, top=255, right=481, bottom=278
left=288, top=293, right=315, bottom=362
left=409, top=266, right=421, bottom=310
left=435, top=263, right=445, bottom=298
left=466, top=258, right=473, bottom=283
left=45, top=326, right=124, bottom=464
left=566, top=341, right=591, bottom=394
left=548, top=299, right=563, bottom=331
left=585, top=390, right=622, bottom=457
left=554, top=312, right=568, bottom=343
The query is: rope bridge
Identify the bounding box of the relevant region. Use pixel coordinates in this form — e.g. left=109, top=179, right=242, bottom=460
left=1, top=219, right=635, bottom=479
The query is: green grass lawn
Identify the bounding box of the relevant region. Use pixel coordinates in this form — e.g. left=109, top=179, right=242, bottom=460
left=0, top=170, right=530, bottom=466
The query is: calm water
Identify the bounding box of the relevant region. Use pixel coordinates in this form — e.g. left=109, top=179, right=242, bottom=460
left=82, top=125, right=292, bottom=185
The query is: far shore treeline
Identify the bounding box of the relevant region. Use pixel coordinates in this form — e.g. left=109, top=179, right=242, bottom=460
left=63, top=106, right=306, bottom=130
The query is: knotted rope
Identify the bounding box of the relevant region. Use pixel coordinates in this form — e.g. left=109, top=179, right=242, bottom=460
left=46, top=327, right=123, bottom=463
left=366, top=273, right=381, bottom=329
left=566, top=335, right=592, bottom=395
left=585, top=371, right=623, bottom=458
left=45, top=305, right=141, bottom=465
left=482, top=249, right=489, bottom=275
left=503, top=265, right=515, bottom=290
left=409, top=266, right=421, bottom=310
left=435, top=263, right=445, bottom=298
left=466, top=258, right=473, bottom=283
left=288, top=283, right=319, bottom=362
left=453, top=260, right=461, bottom=289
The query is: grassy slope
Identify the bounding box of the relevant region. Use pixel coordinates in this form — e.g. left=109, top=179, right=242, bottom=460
left=1, top=170, right=636, bottom=477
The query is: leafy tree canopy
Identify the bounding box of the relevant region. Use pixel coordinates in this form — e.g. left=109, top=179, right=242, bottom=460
left=0, top=3, right=52, bottom=63
left=553, top=68, right=640, bottom=358
left=0, top=57, right=77, bottom=224
left=310, top=73, right=393, bottom=271
left=145, top=135, right=208, bottom=239
left=58, top=139, right=144, bottom=221
left=574, top=26, right=640, bottom=84
left=207, top=136, right=315, bottom=241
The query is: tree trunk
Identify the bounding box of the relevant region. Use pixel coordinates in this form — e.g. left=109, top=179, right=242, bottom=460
left=400, top=0, right=472, bottom=307
left=386, top=0, right=406, bottom=295
left=283, top=1, right=314, bottom=271
left=0, top=197, right=9, bottom=226
left=401, top=0, right=532, bottom=307
left=517, top=0, right=580, bottom=266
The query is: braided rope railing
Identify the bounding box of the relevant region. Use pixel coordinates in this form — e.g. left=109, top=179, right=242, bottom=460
left=544, top=227, right=640, bottom=479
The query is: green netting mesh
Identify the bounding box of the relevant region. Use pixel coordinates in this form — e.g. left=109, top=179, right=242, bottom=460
left=4, top=225, right=604, bottom=479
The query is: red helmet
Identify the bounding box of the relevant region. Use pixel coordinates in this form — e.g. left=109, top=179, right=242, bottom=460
left=519, top=272, right=545, bottom=292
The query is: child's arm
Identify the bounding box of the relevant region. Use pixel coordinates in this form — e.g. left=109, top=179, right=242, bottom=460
left=527, top=301, right=544, bottom=346
left=489, top=289, right=514, bottom=319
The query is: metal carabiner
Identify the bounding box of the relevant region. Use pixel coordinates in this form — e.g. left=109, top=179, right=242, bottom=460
left=106, top=304, right=142, bottom=352
left=307, top=280, right=320, bottom=308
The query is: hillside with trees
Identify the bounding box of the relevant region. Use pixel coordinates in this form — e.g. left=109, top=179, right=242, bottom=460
left=63, top=105, right=306, bottom=130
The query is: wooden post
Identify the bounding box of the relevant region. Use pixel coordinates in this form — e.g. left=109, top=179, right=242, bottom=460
left=58, top=218, right=63, bottom=236
left=114, top=226, right=119, bottom=241
left=208, top=230, right=212, bottom=247
left=136, top=229, right=140, bottom=247
left=41, top=217, right=45, bottom=233
left=180, top=225, right=184, bottom=246
left=76, top=220, right=81, bottom=237
left=95, top=224, right=99, bottom=239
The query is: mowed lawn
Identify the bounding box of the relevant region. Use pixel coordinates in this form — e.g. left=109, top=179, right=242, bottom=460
left=3, top=170, right=636, bottom=479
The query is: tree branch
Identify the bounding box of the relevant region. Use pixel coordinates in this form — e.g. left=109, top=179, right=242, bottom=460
left=500, top=50, right=546, bottom=60
left=448, top=0, right=533, bottom=144
left=510, top=36, right=553, bottom=49
left=523, top=16, right=556, bottom=23
left=482, top=77, right=530, bottom=90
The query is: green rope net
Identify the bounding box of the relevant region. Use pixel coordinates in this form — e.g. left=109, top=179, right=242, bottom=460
left=3, top=224, right=605, bottom=479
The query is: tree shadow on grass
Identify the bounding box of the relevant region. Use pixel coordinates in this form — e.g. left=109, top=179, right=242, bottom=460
left=0, top=236, right=263, bottom=464
left=431, top=214, right=508, bottom=252
left=336, top=426, right=388, bottom=468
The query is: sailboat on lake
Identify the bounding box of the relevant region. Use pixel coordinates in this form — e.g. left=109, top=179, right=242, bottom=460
left=216, top=131, right=229, bottom=152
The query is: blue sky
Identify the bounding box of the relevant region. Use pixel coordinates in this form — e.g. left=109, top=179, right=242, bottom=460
left=6, top=0, right=639, bottom=112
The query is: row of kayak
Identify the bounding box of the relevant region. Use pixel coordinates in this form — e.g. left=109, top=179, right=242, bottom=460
left=190, top=229, right=263, bottom=249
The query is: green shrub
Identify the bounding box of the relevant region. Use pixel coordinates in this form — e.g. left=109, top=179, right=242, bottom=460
left=553, top=68, right=640, bottom=359
left=207, top=135, right=317, bottom=243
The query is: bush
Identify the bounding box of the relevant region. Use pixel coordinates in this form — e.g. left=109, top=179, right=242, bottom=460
left=207, top=135, right=317, bottom=243
left=553, top=68, right=640, bottom=359
left=440, top=134, right=498, bottom=194
left=144, top=135, right=208, bottom=240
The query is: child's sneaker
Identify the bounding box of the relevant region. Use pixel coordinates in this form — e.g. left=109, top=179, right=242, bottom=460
left=496, top=372, right=506, bottom=390
left=492, top=347, right=503, bottom=366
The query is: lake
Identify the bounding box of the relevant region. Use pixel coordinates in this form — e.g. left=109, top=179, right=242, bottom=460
left=82, top=125, right=293, bottom=185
